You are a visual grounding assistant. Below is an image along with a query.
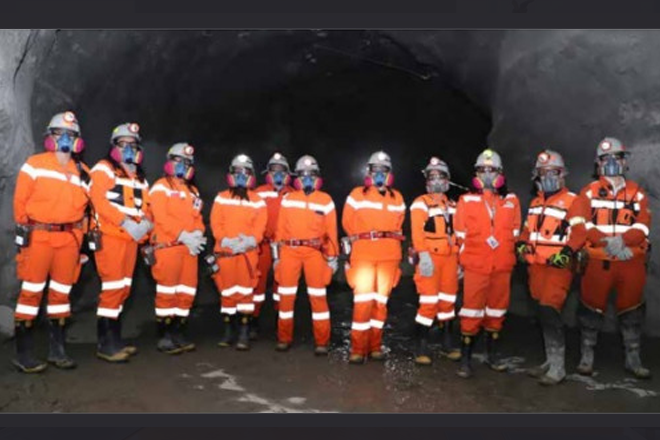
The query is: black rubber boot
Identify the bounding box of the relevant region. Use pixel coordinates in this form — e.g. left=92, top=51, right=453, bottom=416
left=12, top=320, right=47, bottom=374
left=113, top=316, right=137, bottom=356
left=172, top=317, right=196, bottom=352
left=217, top=314, right=236, bottom=348
left=577, top=303, right=602, bottom=376
left=620, top=306, right=651, bottom=379
left=249, top=315, right=260, bottom=341
left=485, top=330, right=507, bottom=372
left=439, top=320, right=461, bottom=361
left=414, top=323, right=432, bottom=366
left=157, top=317, right=183, bottom=355
left=47, top=318, right=76, bottom=369
left=538, top=306, right=566, bottom=386
left=456, top=334, right=475, bottom=378
left=235, top=315, right=251, bottom=351
left=96, top=318, right=130, bottom=363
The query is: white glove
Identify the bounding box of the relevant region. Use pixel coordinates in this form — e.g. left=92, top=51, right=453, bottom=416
left=602, top=235, right=625, bottom=258
left=418, top=251, right=434, bottom=277
left=615, top=246, right=634, bottom=261
left=221, top=236, right=243, bottom=254
left=179, top=230, right=207, bottom=256
left=133, top=219, right=153, bottom=241
left=327, top=256, right=339, bottom=274
left=121, top=218, right=144, bottom=241
left=236, top=234, right=257, bottom=253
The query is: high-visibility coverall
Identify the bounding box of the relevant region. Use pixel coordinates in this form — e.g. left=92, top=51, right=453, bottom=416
left=453, top=191, right=521, bottom=335
left=409, top=193, right=459, bottom=327
left=148, top=177, right=205, bottom=318
left=519, top=188, right=589, bottom=311
left=273, top=189, right=338, bottom=347
left=211, top=190, right=267, bottom=317
left=14, top=152, right=90, bottom=321
left=580, top=178, right=651, bottom=313
left=254, top=183, right=294, bottom=315
left=90, top=159, right=150, bottom=319
left=342, top=186, right=406, bottom=356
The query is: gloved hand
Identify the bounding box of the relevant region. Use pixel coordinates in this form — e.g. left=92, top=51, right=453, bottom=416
left=221, top=236, right=243, bottom=254
left=614, top=246, right=634, bottom=261
left=515, top=240, right=530, bottom=264
left=121, top=218, right=144, bottom=241
left=547, top=245, right=573, bottom=269
left=179, top=230, right=207, bottom=256
left=132, top=219, right=153, bottom=241
left=236, top=234, right=257, bottom=253
left=418, top=251, right=434, bottom=277
left=601, top=235, right=625, bottom=258
left=327, top=256, right=339, bottom=274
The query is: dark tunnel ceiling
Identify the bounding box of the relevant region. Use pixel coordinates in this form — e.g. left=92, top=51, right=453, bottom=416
left=32, top=30, right=492, bottom=206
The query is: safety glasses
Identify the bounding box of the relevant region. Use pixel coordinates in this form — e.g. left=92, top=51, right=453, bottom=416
left=115, top=140, right=140, bottom=149
left=598, top=152, right=628, bottom=161
left=368, top=164, right=390, bottom=174
left=50, top=128, right=79, bottom=138
left=536, top=168, right=563, bottom=177
left=171, top=156, right=194, bottom=167
left=475, top=166, right=500, bottom=174
left=231, top=166, right=253, bottom=175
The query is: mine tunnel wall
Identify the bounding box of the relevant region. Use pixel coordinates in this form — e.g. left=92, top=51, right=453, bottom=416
left=0, top=29, right=658, bottom=337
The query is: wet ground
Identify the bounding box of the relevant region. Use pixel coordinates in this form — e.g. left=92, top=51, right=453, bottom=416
left=1, top=279, right=659, bottom=413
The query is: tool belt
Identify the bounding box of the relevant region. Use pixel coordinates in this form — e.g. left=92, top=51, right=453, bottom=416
left=279, top=238, right=323, bottom=250
left=26, top=219, right=84, bottom=232
left=347, top=231, right=405, bottom=242
left=214, top=246, right=258, bottom=259
left=141, top=240, right=182, bottom=266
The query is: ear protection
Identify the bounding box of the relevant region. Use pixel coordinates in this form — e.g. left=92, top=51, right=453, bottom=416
left=364, top=172, right=394, bottom=188
left=44, top=134, right=85, bottom=154
left=164, top=160, right=195, bottom=180
left=110, top=145, right=144, bottom=165
left=265, top=171, right=291, bottom=188
left=472, top=174, right=506, bottom=191
left=226, top=172, right=256, bottom=189
left=294, top=175, right=323, bottom=191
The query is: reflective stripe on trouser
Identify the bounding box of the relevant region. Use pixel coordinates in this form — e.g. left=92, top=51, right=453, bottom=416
left=274, top=246, right=331, bottom=346
left=350, top=259, right=400, bottom=356
left=95, top=234, right=138, bottom=319
left=581, top=258, right=646, bottom=313
left=254, top=241, right=279, bottom=317
left=459, top=269, right=512, bottom=335
left=15, top=235, right=79, bottom=321
left=151, top=246, right=199, bottom=318
left=528, top=264, right=572, bottom=312
left=413, top=252, right=458, bottom=326
left=213, top=251, right=259, bottom=316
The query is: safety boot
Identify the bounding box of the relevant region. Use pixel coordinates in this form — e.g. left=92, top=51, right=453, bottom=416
left=314, top=345, right=329, bottom=356
left=538, top=307, right=566, bottom=386
left=235, top=315, right=251, bottom=351
left=484, top=331, right=507, bottom=372
left=96, top=317, right=130, bottom=363
left=157, top=317, right=183, bottom=355
left=439, top=320, right=461, bottom=361
left=369, top=350, right=386, bottom=361
left=414, top=323, right=432, bottom=366
left=113, top=316, right=137, bottom=356
left=456, top=334, right=474, bottom=378
left=620, top=306, right=652, bottom=380
left=249, top=315, right=260, bottom=341
left=217, top=314, right=236, bottom=348
left=172, top=316, right=196, bottom=352
left=576, top=304, right=602, bottom=376
left=47, top=318, right=76, bottom=369
left=349, top=353, right=366, bottom=365
left=12, top=320, right=47, bottom=374
left=275, top=341, right=291, bottom=352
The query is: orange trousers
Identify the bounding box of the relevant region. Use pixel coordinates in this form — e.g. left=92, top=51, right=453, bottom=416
left=94, top=234, right=138, bottom=319
left=346, top=259, right=401, bottom=356
left=274, top=246, right=332, bottom=346
left=15, top=231, right=82, bottom=321
left=581, top=258, right=647, bottom=313
left=151, top=245, right=198, bottom=318
left=528, top=264, right=572, bottom=312
left=413, top=253, right=458, bottom=327
left=213, top=250, right=259, bottom=316
left=459, top=269, right=512, bottom=335
left=254, top=241, right=279, bottom=317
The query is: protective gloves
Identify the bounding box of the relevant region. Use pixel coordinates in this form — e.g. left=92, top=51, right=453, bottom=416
left=133, top=219, right=153, bottom=241
left=179, top=230, right=207, bottom=256
left=614, top=246, right=634, bottom=261
left=601, top=235, right=625, bottom=258
left=418, top=251, right=434, bottom=277
left=236, top=234, right=257, bottom=253
left=515, top=240, right=530, bottom=264
left=547, top=246, right=573, bottom=269
left=327, top=256, right=339, bottom=274
left=221, top=236, right=243, bottom=254
left=121, top=218, right=144, bottom=241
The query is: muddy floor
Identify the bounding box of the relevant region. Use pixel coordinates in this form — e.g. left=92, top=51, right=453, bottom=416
left=1, top=279, right=659, bottom=413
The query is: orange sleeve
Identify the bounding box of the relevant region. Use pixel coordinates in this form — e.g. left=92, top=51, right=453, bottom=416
left=519, top=217, right=531, bottom=243
left=192, top=187, right=205, bottom=233
left=566, top=194, right=590, bottom=252
left=410, top=197, right=429, bottom=252
left=342, top=190, right=357, bottom=236
left=453, top=197, right=466, bottom=246
left=274, top=196, right=288, bottom=242
left=512, top=195, right=522, bottom=238
left=14, top=160, right=36, bottom=224
left=89, top=164, right=126, bottom=227
left=210, top=195, right=226, bottom=243
left=580, top=186, right=606, bottom=248
left=395, top=192, right=406, bottom=232
left=252, top=198, right=268, bottom=244
left=324, top=197, right=339, bottom=257
left=624, top=187, right=651, bottom=247
left=150, top=188, right=183, bottom=239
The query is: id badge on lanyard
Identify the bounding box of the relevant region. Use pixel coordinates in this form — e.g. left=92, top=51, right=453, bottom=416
left=485, top=199, right=499, bottom=250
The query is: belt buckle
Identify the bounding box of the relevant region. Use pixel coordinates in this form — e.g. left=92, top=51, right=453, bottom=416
left=291, top=240, right=299, bottom=248
left=369, top=231, right=378, bottom=241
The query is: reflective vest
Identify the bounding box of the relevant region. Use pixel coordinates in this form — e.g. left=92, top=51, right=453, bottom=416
left=211, top=189, right=268, bottom=254
left=581, top=178, right=651, bottom=261
left=342, top=186, right=406, bottom=261
left=90, top=159, right=149, bottom=240
left=148, top=177, right=205, bottom=244
left=523, top=188, right=586, bottom=265
left=255, top=183, right=294, bottom=243
left=410, top=193, right=458, bottom=256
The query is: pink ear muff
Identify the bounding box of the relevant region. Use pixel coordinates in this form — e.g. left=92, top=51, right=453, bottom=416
left=164, top=160, right=176, bottom=177
left=43, top=135, right=85, bottom=153
left=44, top=136, right=57, bottom=152
left=110, top=146, right=123, bottom=163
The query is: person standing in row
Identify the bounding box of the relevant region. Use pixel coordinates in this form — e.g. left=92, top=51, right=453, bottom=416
left=273, top=155, right=338, bottom=355
left=211, top=154, right=267, bottom=351
left=453, top=148, right=521, bottom=378
left=148, top=143, right=206, bottom=355
left=90, top=122, right=152, bottom=363
left=342, top=151, right=406, bottom=364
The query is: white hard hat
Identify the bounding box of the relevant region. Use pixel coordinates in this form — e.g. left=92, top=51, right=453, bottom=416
left=596, top=137, right=629, bottom=159
left=167, top=143, right=195, bottom=162
left=368, top=150, right=392, bottom=169
left=111, top=122, right=141, bottom=143
left=423, top=156, right=450, bottom=179
left=230, top=154, right=254, bottom=172
left=47, top=111, right=80, bottom=135
left=295, top=155, right=320, bottom=173
left=533, top=149, right=567, bottom=178
left=475, top=149, right=503, bottom=169
left=266, top=152, right=290, bottom=171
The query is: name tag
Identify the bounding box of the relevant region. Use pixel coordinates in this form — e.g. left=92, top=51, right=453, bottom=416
left=486, top=236, right=499, bottom=249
